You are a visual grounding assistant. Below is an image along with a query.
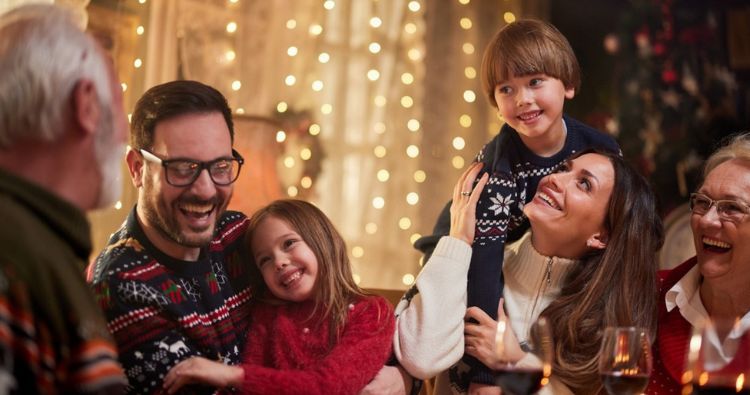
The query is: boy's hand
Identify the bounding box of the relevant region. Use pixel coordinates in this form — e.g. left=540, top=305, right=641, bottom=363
left=162, top=356, right=244, bottom=394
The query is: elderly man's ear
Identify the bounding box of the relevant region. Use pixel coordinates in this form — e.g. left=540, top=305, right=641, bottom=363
left=72, top=79, right=101, bottom=136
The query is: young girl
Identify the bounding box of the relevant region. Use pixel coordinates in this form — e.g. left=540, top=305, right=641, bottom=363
left=163, top=199, right=395, bottom=394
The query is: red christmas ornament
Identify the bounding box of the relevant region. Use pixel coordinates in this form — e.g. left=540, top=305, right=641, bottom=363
left=653, top=42, right=666, bottom=56
left=661, top=68, right=677, bottom=84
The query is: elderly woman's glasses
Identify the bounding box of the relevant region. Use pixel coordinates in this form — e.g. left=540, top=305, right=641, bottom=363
left=140, top=149, right=244, bottom=187
left=689, top=193, right=750, bottom=223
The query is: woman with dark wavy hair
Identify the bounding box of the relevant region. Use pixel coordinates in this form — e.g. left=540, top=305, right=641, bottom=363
left=395, top=149, right=663, bottom=395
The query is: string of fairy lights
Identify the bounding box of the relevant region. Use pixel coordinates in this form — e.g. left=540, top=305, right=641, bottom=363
left=110, top=0, right=518, bottom=289
left=390, top=0, right=426, bottom=287
left=112, top=0, right=150, bottom=212
left=276, top=7, right=323, bottom=199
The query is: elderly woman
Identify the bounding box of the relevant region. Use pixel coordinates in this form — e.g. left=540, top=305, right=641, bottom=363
left=645, top=133, right=750, bottom=394
left=394, top=149, right=663, bottom=395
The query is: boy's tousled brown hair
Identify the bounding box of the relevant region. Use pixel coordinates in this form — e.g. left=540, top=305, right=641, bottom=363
left=481, top=19, right=581, bottom=108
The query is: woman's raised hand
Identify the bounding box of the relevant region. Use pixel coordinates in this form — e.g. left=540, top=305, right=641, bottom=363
left=450, top=162, right=489, bottom=244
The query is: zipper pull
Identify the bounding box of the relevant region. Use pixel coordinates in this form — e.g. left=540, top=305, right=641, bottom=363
left=545, top=258, right=552, bottom=285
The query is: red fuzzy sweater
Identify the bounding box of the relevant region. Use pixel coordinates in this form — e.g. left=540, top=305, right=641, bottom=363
left=237, top=295, right=395, bottom=395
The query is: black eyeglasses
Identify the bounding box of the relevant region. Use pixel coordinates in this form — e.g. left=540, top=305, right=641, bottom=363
left=689, top=192, right=750, bottom=223
left=139, top=148, right=244, bottom=187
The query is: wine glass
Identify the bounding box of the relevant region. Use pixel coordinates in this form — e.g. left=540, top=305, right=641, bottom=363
left=683, top=318, right=750, bottom=394
left=493, top=316, right=553, bottom=395
left=598, top=326, right=652, bottom=395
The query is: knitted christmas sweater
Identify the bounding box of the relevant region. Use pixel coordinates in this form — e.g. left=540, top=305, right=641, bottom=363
left=236, top=296, right=395, bottom=395
left=434, top=115, right=619, bottom=383
left=0, top=169, right=126, bottom=394
left=646, top=257, right=750, bottom=394
left=88, top=208, right=252, bottom=395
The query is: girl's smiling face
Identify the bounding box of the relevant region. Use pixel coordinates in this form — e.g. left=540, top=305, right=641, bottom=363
left=251, top=216, right=319, bottom=302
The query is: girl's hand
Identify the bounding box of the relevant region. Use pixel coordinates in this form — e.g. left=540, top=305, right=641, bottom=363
left=468, top=382, right=502, bottom=395
left=464, top=299, right=525, bottom=368
left=357, top=365, right=408, bottom=395
left=450, top=162, right=489, bottom=244
left=162, top=356, right=244, bottom=394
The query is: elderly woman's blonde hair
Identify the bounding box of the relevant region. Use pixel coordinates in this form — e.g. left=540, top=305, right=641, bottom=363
left=704, top=132, right=750, bottom=177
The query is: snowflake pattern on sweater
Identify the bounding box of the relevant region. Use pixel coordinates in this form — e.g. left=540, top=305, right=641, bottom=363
left=88, top=208, right=253, bottom=395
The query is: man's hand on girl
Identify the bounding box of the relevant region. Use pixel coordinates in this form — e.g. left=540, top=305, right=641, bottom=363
left=162, top=356, right=244, bottom=394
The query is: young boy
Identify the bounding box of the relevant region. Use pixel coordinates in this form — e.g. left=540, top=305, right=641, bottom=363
left=412, top=19, right=620, bottom=392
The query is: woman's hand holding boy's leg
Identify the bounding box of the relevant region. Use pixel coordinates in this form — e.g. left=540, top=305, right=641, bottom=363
left=464, top=299, right=525, bottom=368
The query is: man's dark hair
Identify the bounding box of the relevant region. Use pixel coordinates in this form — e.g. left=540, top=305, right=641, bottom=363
left=130, top=80, right=234, bottom=149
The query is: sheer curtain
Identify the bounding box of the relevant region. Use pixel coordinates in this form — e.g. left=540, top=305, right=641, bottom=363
left=85, top=0, right=526, bottom=290
left=175, top=0, right=428, bottom=289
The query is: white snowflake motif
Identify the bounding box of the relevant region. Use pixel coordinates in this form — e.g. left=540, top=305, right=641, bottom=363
left=118, top=281, right=169, bottom=306
left=179, top=278, right=201, bottom=302
left=127, top=365, right=142, bottom=379
left=518, top=188, right=527, bottom=212
left=488, top=193, right=514, bottom=216
left=211, top=260, right=229, bottom=286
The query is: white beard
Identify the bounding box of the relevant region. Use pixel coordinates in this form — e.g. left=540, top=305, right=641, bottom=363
left=93, top=106, right=124, bottom=209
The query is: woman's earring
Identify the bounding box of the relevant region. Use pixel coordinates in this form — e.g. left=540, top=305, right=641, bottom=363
left=586, top=239, right=593, bottom=248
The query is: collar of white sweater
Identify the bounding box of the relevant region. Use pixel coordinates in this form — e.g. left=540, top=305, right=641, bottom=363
left=502, top=231, right=580, bottom=343
left=503, top=231, right=579, bottom=295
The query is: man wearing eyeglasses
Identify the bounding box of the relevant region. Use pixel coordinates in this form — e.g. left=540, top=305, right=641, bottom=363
left=88, top=80, right=252, bottom=395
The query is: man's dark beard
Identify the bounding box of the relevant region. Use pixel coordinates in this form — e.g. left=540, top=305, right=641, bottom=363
left=141, top=192, right=222, bottom=248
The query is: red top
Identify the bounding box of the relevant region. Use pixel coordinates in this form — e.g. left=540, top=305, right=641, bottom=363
left=237, top=295, right=395, bottom=395
left=646, top=257, right=696, bottom=395
left=646, top=257, right=750, bottom=394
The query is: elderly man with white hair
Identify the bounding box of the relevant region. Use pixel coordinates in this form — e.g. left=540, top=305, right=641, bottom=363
left=0, top=3, right=128, bottom=394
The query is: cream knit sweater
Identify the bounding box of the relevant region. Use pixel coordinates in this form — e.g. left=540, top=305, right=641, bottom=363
left=394, top=231, right=578, bottom=395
